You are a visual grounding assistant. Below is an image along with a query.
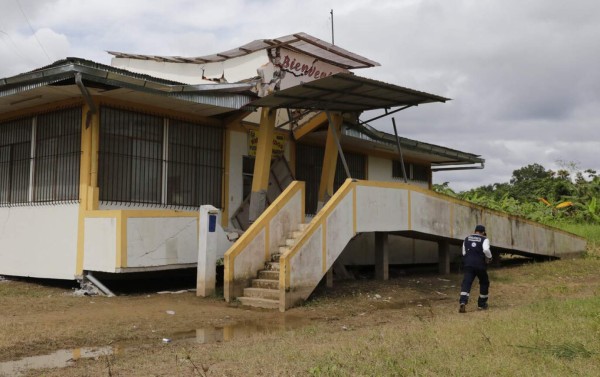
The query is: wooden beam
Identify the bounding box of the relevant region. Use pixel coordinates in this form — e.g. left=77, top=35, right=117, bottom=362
left=317, top=112, right=342, bottom=210
left=292, top=112, right=328, bottom=140
left=249, top=107, right=276, bottom=221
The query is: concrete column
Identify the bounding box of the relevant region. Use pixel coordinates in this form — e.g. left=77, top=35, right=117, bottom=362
left=197, top=206, right=220, bottom=297
left=249, top=107, right=276, bottom=222
left=438, top=240, right=450, bottom=275
left=317, top=113, right=342, bottom=211
left=326, top=268, right=334, bottom=288
left=375, top=232, right=389, bottom=280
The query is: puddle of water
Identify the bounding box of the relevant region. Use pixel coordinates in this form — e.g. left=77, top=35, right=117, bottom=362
left=186, top=316, right=310, bottom=344
left=0, top=347, right=112, bottom=377
left=0, top=316, right=311, bottom=376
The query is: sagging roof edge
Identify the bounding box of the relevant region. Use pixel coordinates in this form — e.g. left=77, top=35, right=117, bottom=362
left=0, top=58, right=258, bottom=110
left=107, top=32, right=380, bottom=69
left=344, top=120, right=485, bottom=168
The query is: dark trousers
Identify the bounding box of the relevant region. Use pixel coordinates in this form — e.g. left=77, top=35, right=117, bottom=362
left=459, top=266, right=490, bottom=306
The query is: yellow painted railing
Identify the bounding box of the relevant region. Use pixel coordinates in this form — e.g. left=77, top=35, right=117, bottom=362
left=279, top=179, right=355, bottom=293
left=224, top=181, right=305, bottom=302
left=278, top=179, right=587, bottom=311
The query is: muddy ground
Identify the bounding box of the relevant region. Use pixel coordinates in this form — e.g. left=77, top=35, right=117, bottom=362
left=1, top=257, right=596, bottom=376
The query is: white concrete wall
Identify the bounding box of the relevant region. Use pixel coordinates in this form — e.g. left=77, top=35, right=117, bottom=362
left=356, top=185, right=409, bottom=232
left=367, top=155, right=429, bottom=189
left=84, top=218, right=117, bottom=272
left=233, top=228, right=267, bottom=282
left=268, top=190, right=303, bottom=257
left=0, top=205, right=79, bottom=279
left=411, top=192, right=452, bottom=237
left=127, top=217, right=198, bottom=267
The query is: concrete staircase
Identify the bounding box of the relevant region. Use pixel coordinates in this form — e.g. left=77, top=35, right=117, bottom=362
left=238, top=223, right=308, bottom=309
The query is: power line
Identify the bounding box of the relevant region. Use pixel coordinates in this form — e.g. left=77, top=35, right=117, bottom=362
left=15, top=0, right=52, bottom=63
left=0, top=25, right=38, bottom=67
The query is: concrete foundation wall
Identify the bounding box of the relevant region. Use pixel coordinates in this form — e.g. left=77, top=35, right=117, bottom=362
left=84, top=218, right=117, bottom=272
left=127, top=217, right=198, bottom=267
left=0, top=205, right=79, bottom=279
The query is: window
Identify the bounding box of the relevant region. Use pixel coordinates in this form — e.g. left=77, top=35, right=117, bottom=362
left=0, top=118, right=31, bottom=205
left=168, top=119, right=223, bottom=207
left=242, top=156, right=255, bottom=200
left=0, top=107, right=82, bottom=206
left=392, top=160, right=430, bottom=182
left=98, top=107, right=223, bottom=208
left=295, top=143, right=366, bottom=215
left=34, top=108, right=82, bottom=202
left=98, top=107, right=163, bottom=204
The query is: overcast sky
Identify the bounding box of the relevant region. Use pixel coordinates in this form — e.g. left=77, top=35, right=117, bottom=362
left=1, top=0, right=598, bottom=191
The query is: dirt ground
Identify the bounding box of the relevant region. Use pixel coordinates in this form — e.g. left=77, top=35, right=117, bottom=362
left=0, top=257, right=597, bottom=376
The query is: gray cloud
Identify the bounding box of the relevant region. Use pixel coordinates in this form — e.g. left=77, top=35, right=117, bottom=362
left=0, top=0, right=598, bottom=192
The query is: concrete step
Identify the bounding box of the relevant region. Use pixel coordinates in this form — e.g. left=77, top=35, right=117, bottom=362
left=285, top=238, right=295, bottom=246
left=264, top=262, right=280, bottom=271
left=258, top=270, right=279, bottom=280
left=243, top=287, right=279, bottom=300
left=292, top=230, right=303, bottom=238
left=238, top=296, right=279, bottom=310
left=270, top=253, right=281, bottom=262
left=297, top=223, right=309, bottom=231
left=252, top=279, right=278, bottom=289
left=279, top=246, right=290, bottom=254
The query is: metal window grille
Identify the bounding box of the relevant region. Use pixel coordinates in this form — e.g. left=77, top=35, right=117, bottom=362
left=412, top=163, right=429, bottom=182
left=33, top=108, right=82, bottom=203
left=98, top=108, right=224, bottom=208
left=392, top=160, right=429, bottom=182
left=295, top=143, right=365, bottom=215
left=168, top=119, right=223, bottom=207
left=0, top=118, right=32, bottom=206
left=242, top=156, right=255, bottom=199
left=98, top=107, right=163, bottom=205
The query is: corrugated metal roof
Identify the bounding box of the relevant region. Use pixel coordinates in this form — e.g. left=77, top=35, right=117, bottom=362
left=108, top=32, right=380, bottom=70
left=342, top=122, right=484, bottom=165
left=0, top=58, right=258, bottom=113
left=250, top=73, right=450, bottom=112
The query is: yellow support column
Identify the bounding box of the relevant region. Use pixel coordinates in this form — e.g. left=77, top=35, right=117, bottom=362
left=249, top=107, right=277, bottom=222
left=76, top=103, right=99, bottom=276
left=317, top=112, right=342, bottom=210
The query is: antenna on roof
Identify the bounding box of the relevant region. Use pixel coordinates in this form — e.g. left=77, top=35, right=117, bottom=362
left=330, top=9, right=335, bottom=45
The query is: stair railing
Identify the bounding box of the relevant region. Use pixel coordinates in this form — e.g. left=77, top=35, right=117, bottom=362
left=224, top=181, right=305, bottom=302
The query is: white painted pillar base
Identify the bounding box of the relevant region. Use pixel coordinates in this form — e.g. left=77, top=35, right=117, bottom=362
left=197, top=205, right=219, bottom=297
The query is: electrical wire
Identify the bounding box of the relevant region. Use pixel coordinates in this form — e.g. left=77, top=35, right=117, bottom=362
left=15, top=0, right=52, bottom=63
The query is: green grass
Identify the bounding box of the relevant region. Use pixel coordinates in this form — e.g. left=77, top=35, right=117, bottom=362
left=550, top=222, right=600, bottom=244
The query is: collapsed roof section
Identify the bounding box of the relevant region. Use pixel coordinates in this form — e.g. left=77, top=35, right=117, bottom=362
left=108, top=33, right=379, bottom=90
left=109, top=32, right=379, bottom=69
left=0, top=57, right=257, bottom=117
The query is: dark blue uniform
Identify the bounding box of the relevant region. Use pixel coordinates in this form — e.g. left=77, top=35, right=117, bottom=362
left=459, top=234, right=490, bottom=308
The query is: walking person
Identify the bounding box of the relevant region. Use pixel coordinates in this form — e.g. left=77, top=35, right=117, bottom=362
left=459, top=224, right=492, bottom=313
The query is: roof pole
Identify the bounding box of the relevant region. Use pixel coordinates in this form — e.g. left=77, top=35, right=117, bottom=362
left=330, top=9, right=335, bottom=45
left=326, top=111, right=351, bottom=180
left=392, top=117, right=408, bottom=183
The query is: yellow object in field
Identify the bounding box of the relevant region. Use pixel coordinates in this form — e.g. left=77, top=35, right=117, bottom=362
left=538, top=198, right=551, bottom=206
left=556, top=201, right=573, bottom=209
